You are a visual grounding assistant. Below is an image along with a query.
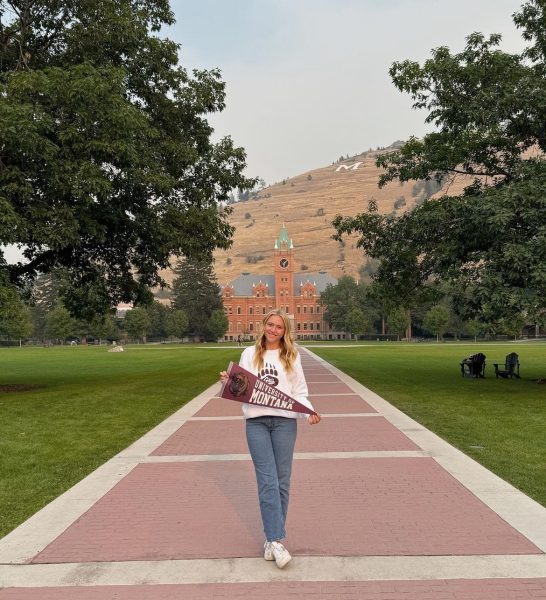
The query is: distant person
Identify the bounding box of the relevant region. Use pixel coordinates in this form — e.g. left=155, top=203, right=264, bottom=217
left=220, top=309, right=320, bottom=568
left=237, top=335, right=242, bottom=347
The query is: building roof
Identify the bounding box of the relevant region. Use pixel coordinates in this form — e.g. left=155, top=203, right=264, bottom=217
left=227, top=273, right=276, bottom=296
left=294, top=272, right=337, bottom=294
left=224, top=271, right=336, bottom=297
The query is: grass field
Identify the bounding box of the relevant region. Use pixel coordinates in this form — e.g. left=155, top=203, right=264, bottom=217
left=1, top=341, right=545, bottom=540
left=311, top=342, right=546, bottom=509
left=0, top=344, right=240, bottom=539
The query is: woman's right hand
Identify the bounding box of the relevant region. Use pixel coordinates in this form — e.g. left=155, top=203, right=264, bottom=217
left=219, top=371, right=229, bottom=383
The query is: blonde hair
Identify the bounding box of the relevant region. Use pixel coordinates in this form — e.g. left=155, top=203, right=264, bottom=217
left=253, top=309, right=297, bottom=373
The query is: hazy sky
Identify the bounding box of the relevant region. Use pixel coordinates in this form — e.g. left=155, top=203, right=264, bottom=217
left=167, top=0, right=527, bottom=185
left=1, top=0, right=528, bottom=264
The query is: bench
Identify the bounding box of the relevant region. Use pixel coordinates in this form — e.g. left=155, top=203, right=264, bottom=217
left=460, top=353, right=486, bottom=378
left=493, top=352, right=520, bottom=379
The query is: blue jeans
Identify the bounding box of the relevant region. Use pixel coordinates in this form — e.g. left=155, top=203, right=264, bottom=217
left=246, top=416, right=297, bottom=542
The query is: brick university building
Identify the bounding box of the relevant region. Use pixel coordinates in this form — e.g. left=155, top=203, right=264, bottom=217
left=221, top=225, right=338, bottom=341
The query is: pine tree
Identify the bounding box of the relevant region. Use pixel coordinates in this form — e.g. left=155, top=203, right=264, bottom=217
left=171, top=258, right=223, bottom=340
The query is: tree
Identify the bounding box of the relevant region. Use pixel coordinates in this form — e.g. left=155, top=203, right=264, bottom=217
left=0, top=299, right=32, bottom=343
left=46, top=304, right=76, bottom=343
left=422, top=304, right=451, bottom=341
left=387, top=307, right=409, bottom=341
left=147, top=301, right=168, bottom=340
left=89, top=314, right=120, bottom=342
left=0, top=1, right=255, bottom=320
left=500, top=314, right=526, bottom=340
left=345, top=307, right=371, bottom=339
left=171, top=257, right=223, bottom=339
left=165, top=309, right=188, bottom=340
left=333, top=1, right=546, bottom=328
left=320, top=276, right=368, bottom=331
left=124, top=307, right=151, bottom=343
left=466, top=319, right=482, bottom=342
left=207, top=309, right=228, bottom=341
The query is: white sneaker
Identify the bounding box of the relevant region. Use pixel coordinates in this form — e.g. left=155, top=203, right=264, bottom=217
left=263, top=541, right=274, bottom=561
left=270, top=541, right=292, bottom=569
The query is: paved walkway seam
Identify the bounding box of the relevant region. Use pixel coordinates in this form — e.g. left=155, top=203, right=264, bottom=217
left=2, top=555, right=546, bottom=587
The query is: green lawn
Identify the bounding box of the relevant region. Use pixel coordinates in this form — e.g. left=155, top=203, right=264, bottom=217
left=0, top=345, right=240, bottom=538
left=1, top=342, right=545, bottom=540
left=310, top=342, right=546, bottom=508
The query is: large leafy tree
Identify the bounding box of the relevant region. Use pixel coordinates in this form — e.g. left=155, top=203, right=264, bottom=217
left=165, top=308, right=188, bottom=340
left=333, top=0, right=546, bottom=328
left=422, top=304, right=451, bottom=341
left=319, top=276, right=377, bottom=333
left=0, top=291, right=32, bottom=341
left=207, top=308, right=228, bottom=341
left=124, top=307, right=151, bottom=342
left=45, top=304, right=76, bottom=342
left=0, top=0, right=254, bottom=319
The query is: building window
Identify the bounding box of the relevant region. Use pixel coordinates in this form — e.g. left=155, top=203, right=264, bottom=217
left=249, top=307, right=253, bottom=315
left=316, top=306, right=321, bottom=314
left=228, top=306, right=233, bottom=314
left=249, top=323, right=253, bottom=331
left=303, top=306, right=307, bottom=313
left=297, top=305, right=301, bottom=314
left=310, top=306, right=314, bottom=314
left=316, top=322, right=320, bottom=330
left=297, top=323, right=301, bottom=330
left=237, top=306, right=241, bottom=315
left=303, top=323, right=307, bottom=330
left=262, top=306, right=266, bottom=314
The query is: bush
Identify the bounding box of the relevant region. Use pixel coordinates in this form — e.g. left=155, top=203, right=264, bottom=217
left=246, top=255, right=265, bottom=264
left=394, top=196, right=406, bottom=210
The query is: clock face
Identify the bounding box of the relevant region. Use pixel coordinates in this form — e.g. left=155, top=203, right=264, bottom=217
left=279, top=258, right=289, bottom=268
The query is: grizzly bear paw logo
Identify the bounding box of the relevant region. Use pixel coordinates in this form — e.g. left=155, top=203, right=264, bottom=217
left=260, top=363, right=279, bottom=387
left=229, top=372, right=249, bottom=397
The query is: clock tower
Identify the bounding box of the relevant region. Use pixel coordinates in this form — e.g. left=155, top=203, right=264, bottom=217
left=274, top=223, right=295, bottom=314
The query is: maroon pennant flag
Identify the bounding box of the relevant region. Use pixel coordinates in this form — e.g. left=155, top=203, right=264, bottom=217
left=219, top=361, right=317, bottom=416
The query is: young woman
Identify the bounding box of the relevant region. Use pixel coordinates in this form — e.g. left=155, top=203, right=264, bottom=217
left=220, top=309, right=320, bottom=568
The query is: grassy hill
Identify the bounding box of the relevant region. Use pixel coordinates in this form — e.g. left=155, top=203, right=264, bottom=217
left=161, top=142, right=469, bottom=289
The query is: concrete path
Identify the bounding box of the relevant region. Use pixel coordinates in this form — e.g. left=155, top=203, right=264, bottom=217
left=1, top=348, right=546, bottom=598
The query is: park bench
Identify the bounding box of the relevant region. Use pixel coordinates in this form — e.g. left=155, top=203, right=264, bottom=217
left=460, top=353, right=486, bottom=378
left=493, top=352, right=520, bottom=379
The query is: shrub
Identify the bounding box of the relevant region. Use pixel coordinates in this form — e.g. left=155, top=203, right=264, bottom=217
left=394, top=196, right=406, bottom=210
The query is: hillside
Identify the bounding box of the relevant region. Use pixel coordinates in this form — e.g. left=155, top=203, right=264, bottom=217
left=161, top=142, right=469, bottom=289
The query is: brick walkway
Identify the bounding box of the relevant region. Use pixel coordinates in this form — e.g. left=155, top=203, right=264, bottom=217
left=1, top=347, right=546, bottom=598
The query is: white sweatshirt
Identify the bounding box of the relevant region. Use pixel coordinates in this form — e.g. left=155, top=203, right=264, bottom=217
left=239, top=346, right=315, bottom=419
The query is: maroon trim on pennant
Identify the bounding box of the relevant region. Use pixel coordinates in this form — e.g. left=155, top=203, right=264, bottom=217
left=219, top=362, right=316, bottom=416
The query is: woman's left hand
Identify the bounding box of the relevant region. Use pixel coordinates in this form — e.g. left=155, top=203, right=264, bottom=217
left=307, top=412, right=321, bottom=425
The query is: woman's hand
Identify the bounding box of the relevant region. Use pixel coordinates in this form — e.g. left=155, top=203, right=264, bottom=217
left=219, top=371, right=229, bottom=383
left=307, top=412, right=321, bottom=425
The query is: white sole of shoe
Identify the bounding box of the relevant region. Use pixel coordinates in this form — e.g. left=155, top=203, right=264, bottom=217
left=275, top=553, right=292, bottom=569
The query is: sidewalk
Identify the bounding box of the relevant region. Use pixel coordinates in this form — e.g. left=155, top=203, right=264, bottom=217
left=1, top=348, right=546, bottom=598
